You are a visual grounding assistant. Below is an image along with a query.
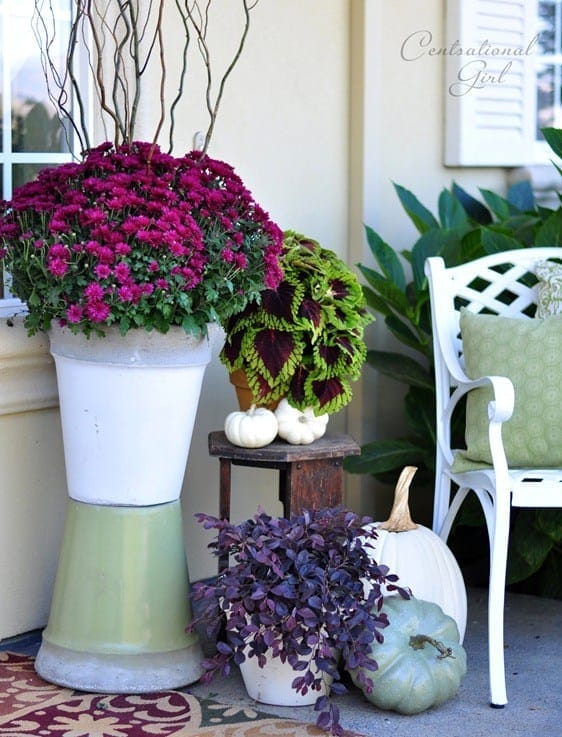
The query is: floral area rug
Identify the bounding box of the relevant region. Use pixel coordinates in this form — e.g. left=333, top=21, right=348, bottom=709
left=0, top=652, right=328, bottom=737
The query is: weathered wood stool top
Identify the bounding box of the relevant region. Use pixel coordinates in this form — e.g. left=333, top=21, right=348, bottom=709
left=208, top=431, right=361, bottom=570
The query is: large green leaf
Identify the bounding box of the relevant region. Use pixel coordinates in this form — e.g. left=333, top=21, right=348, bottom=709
left=438, top=188, right=469, bottom=229
left=507, top=511, right=554, bottom=584
left=479, top=189, right=516, bottom=220
left=362, top=285, right=394, bottom=318
left=415, top=294, right=433, bottom=341
left=366, top=350, right=434, bottom=389
left=530, top=550, right=562, bottom=599
left=438, top=227, right=470, bottom=265
left=542, top=126, right=562, bottom=160
left=410, top=227, right=465, bottom=290
left=535, top=210, right=562, bottom=247
left=410, top=230, right=443, bottom=290
left=498, top=213, right=542, bottom=246
left=404, top=387, right=436, bottom=445
left=507, top=180, right=535, bottom=212
left=364, top=225, right=406, bottom=290
left=537, top=204, right=557, bottom=220
left=357, top=265, right=411, bottom=316
left=452, top=182, right=493, bottom=224
left=534, top=509, right=562, bottom=543
left=385, top=314, right=426, bottom=354
left=393, top=183, right=439, bottom=234
left=460, top=228, right=486, bottom=263
left=481, top=229, right=524, bottom=254
left=343, top=439, right=426, bottom=476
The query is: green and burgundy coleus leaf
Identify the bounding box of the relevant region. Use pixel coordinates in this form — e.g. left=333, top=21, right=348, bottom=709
left=243, top=326, right=303, bottom=387
left=289, top=364, right=353, bottom=414
left=219, top=230, right=374, bottom=414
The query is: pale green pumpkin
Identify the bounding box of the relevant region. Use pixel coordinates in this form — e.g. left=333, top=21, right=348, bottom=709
left=350, top=597, right=467, bottom=714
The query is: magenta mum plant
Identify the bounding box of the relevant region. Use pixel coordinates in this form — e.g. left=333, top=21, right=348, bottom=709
left=0, top=141, right=283, bottom=337
left=189, top=507, right=408, bottom=735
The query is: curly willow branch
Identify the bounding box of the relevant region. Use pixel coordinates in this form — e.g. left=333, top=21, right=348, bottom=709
left=32, top=0, right=260, bottom=154
left=183, top=0, right=259, bottom=155
left=32, top=1, right=91, bottom=153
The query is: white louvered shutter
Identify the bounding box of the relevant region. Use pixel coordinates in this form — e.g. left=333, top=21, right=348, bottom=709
left=445, top=0, right=539, bottom=166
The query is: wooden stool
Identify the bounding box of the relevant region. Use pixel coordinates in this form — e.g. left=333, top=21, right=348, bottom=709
left=208, top=431, right=360, bottom=570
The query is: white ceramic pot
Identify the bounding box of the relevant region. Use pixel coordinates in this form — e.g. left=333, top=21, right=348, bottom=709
left=239, top=651, right=332, bottom=707
left=49, top=324, right=216, bottom=506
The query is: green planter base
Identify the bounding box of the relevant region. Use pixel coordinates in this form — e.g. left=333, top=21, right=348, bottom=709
left=35, top=499, right=203, bottom=692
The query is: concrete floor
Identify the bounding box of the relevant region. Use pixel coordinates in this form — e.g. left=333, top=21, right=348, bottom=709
left=187, top=587, right=562, bottom=737
left=2, top=588, right=560, bottom=737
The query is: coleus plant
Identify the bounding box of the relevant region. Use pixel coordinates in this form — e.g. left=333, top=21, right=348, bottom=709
left=189, top=507, right=408, bottom=735
left=219, top=231, right=373, bottom=415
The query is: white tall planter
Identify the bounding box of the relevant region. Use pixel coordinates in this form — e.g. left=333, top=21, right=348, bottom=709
left=35, top=324, right=216, bottom=693
left=50, top=325, right=214, bottom=506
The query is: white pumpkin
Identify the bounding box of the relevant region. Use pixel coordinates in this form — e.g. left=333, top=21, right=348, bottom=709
left=363, top=466, right=467, bottom=642
left=274, top=399, right=329, bottom=445
left=224, top=404, right=278, bottom=448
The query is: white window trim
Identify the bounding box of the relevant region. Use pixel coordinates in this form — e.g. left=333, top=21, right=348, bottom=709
left=0, top=1, right=79, bottom=187
left=0, top=297, right=25, bottom=319
left=0, top=1, right=88, bottom=305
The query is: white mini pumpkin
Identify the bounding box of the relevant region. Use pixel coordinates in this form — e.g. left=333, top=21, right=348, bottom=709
left=363, top=466, right=467, bottom=642
left=274, top=399, right=329, bottom=445
left=224, top=404, right=278, bottom=448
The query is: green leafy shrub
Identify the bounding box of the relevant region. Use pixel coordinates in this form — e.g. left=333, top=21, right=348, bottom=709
left=345, top=127, right=562, bottom=597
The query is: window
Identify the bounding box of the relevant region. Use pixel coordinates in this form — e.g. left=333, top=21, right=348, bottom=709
left=536, top=1, right=562, bottom=150
left=0, top=0, right=74, bottom=302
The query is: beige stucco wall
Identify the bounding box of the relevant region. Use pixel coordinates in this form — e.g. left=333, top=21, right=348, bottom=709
left=174, top=0, right=351, bottom=581
left=0, top=319, right=67, bottom=639
left=347, top=0, right=511, bottom=523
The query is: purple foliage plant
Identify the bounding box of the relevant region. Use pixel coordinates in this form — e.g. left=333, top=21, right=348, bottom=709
left=189, top=507, right=409, bottom=735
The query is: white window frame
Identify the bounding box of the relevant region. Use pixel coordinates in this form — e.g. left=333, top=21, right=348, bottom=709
left=0, top=0, right=85, bottom=312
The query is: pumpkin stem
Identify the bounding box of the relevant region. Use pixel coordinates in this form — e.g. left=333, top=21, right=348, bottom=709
left=378, top=466, right=418, bottom=532
left=409, top=634, right=456, bottom=660
left=248, top=404, right=257, bottom=416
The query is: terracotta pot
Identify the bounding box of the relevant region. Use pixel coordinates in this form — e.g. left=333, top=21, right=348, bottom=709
left=229, top=368, right=279, bottom=411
